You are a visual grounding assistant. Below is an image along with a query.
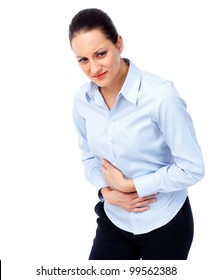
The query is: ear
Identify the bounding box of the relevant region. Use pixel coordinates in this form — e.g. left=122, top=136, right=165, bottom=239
left=116, top=35, right=124, bottom=53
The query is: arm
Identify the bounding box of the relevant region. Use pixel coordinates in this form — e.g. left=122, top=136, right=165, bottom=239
left=134, top=90, right=205, bottom=197
left=101, top=159, right=136, bottom=192
left=102, top=86, right=205, bottom=197
left=73, top=98, right=107, bottom=193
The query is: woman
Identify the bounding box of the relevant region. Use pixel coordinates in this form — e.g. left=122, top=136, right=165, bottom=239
left=68, top=8, right=205, bottom=260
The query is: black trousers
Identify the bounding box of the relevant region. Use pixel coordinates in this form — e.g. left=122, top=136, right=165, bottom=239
left=89, top=197, right=194, bottom=260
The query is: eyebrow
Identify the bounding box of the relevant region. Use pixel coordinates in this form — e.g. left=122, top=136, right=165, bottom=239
left=76, top=47, right=106, bottom=59
left=94, top=47, right=106, bottom=55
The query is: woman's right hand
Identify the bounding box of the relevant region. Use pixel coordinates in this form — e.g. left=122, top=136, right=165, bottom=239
left=100, top=187, right=157, bottom=213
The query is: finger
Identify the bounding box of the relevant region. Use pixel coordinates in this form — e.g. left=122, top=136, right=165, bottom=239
left=134, top=194, right=157, bottom=203
left=101, top=163, right=110, bottom=175
left=101, top=159, right=111, bottom=170
left=142, top=193, right=158, bottom=199
left=132, top=206, right=151, bottom=213
left=129, top=192, right=140, bottom=199
left=135, top=197, right=157, bottom=208
left=133, top=196, right=157, bottom=204
left=101, top=164, right=107, bottom=173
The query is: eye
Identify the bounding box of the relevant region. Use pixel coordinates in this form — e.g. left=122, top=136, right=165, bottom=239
left=78, top=57, right=88, bottom=64
left=96, top=51, right=107, bottom=59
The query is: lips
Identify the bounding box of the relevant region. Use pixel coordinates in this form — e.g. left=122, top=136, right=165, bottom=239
left=94, top=71, right=107, bottom=79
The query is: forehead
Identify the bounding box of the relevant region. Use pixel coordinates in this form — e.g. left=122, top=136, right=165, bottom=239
left=72, top=29, right=113, bottom=56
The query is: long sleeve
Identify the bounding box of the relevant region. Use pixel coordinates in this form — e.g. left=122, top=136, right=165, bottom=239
left=133, top=85, right=205, bottom=197
left=72, top=97, right=107, bottom=193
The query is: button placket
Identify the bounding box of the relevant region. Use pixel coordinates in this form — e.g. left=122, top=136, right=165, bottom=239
left=107, top=117, right=116, bottom=164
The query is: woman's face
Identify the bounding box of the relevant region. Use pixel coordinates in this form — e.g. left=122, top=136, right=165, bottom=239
left=71, top=29, right=123, bottom=88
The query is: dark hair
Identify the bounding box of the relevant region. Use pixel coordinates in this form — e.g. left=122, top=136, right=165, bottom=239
left=69, top=8, right=119, bottom=46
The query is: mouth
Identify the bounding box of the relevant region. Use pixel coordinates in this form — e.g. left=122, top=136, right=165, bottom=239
left=93, top=71, right=107, bottom=79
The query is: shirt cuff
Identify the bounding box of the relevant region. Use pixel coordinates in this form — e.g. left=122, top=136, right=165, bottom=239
left=133, top=173, right=159, bottom=197
left=98, top=189, right=105, bottom=202
left=90, top=168, right=108, bottom=199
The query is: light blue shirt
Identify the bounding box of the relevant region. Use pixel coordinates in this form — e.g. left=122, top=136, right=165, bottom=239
left=72, top=59, right=205, bottom=234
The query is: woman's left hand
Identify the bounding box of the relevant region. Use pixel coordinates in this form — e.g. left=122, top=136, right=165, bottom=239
left=101, top=159, right=135, bottom=192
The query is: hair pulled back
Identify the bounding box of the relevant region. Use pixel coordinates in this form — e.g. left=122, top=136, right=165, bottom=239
left=69, top=8, right=119, bottom=45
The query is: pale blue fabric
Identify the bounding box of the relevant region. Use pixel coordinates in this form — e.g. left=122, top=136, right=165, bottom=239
left=72, top=59, right=204, bottom=234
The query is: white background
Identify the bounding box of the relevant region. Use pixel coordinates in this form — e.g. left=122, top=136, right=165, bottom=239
left=0, top=0, right=211, bottom=279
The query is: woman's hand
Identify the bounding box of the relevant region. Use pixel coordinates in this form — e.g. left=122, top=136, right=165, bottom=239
left=100, top=187, right=157, bottom=212
left=101, top=159, right=157, bottom=212
left=101, top=159, right=135, bottom=192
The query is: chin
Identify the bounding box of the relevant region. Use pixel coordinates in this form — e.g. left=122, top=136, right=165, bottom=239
left=93, top=80, right=110, bottom=88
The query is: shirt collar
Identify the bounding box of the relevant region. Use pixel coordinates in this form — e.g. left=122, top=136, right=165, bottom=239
left=85, top=59, right=142, bottom=106
left=120, top=59, right=142, bottom=105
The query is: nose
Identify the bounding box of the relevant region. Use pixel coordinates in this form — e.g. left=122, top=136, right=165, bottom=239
left=90, top=60, right=101, bottom=75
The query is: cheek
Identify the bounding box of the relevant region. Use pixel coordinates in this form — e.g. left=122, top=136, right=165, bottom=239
left=80, top=64, right=89, bottom=75
left=107, top=54, right=120, bottom=74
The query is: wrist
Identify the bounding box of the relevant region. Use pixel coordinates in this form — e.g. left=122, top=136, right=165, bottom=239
left=122, top=178, right=136, bottom=192
left=100, top=186, right=111, bottom=199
